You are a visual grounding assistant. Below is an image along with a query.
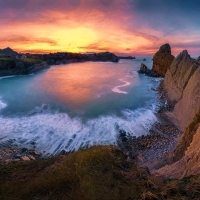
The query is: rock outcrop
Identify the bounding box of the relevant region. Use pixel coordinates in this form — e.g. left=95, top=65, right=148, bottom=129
left=163, top=50, right=200, bottom=130
left=138, top=63, right=159, bottom=77
left=156, top=124, right=200, bottom=179
left=152, top=44, right=175, bottom=77
left=154, top=49, right=200, bottom=179
left=0, top=60, right=49, bottom=76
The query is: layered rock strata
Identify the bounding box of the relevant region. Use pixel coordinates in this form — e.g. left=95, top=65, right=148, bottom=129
left=154, top=49, right=200, bottom=179
left=163, top=50, right=200, bottom=130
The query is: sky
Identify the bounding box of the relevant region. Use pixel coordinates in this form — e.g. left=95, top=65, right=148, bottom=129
left=0, top=0, right=200, bottom=57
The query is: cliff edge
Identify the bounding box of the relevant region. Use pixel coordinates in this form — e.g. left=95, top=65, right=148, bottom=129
left=163, top=50, right=200, bottom=130
left=0, top=59, right=49, bottom=76
left=154, top=48, right=200, bottom=179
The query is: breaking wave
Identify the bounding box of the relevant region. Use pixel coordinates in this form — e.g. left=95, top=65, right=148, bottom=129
left=0, top=107, right=157, bottom=155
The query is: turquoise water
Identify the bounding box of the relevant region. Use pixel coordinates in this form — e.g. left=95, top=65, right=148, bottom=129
left=0, top=59, right=162, bottom=155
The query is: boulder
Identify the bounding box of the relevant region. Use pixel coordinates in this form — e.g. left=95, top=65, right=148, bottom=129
left=138, top=63, right=159, bottom=77
left=139, top=63, right=148, bottom=72
left=152, top=44, right=175, bottom=77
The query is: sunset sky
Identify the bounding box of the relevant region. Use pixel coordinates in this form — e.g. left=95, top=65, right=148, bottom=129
left=0, top=0, right=200, bottom=56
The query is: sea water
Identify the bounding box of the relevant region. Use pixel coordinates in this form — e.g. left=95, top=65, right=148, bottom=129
left=0, top=59, right=162, bottom=155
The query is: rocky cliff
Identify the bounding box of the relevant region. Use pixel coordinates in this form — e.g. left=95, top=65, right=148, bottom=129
left=163, top=50, right=200, bottom=130
left=0, top=60, right=49, bottom=76
left=152, top=44, right=175, bottom=77
left=156, top=119, right=200, bottom=179
left=155, top=48, right=200, bottom=179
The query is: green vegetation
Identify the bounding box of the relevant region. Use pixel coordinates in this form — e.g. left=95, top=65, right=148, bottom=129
left=0, top=57, right=15, bottom=61
left=22, top=58, right=44, bottom=64
left=173, top=108, right=200, bottom=162
left=1, top=145, right=200, bottom=200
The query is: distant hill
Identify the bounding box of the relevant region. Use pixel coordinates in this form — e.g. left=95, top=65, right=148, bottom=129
left=0, top=47, right=18, bottom=55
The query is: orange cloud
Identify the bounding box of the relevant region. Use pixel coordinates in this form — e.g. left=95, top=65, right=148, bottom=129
left=0, top=0, right=199, bottom=57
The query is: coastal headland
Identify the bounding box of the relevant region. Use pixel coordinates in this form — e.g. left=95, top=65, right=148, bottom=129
left=0, top=50, right=119, bottom=77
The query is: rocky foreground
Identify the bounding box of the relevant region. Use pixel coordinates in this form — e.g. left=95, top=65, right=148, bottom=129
left=0, top=140, right=43, bottom=165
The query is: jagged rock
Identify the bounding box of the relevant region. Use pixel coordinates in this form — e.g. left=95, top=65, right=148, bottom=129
left=138, top=63, right=159, bottom=77
left=21, top=156, right=30, bottom=161
left=163, top=50, right=198, bottom=108
left=139, top=63, right=148, bottom=72
left=152, top=44, right=175, bottom=77
left=172, top=66, right=200, bottom=130
left=155, top=125, right=200, bottom=179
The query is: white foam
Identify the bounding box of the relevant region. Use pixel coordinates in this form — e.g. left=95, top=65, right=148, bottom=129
left=0, top=108, right=158, bottom=155
left=0, top=75, right=18, bottom=80
left=0, top=98, right=7, bottom=110
left=112, top=79, right=131, bottom=94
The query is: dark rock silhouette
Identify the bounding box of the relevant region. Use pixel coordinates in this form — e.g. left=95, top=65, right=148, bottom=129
left=0, top=60, right=49, bottom=76
left=138, top=63, right=159, bottom=77
left=0, top=47, right=18, bottom=55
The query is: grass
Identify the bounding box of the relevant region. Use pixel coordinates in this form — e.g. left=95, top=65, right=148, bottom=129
left=0, top=57, right=15, bottom=61
left=22, top=58, right=44, bottom=64
left=0, top=146, right=160, bottom=200
left=1, top=145, right=200, bottom=200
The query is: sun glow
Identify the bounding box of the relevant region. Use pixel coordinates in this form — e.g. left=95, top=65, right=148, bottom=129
left=51, top=27, right=97, bottom=53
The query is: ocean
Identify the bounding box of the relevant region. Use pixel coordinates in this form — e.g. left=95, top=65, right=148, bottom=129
left=0, top=59, right=162, bottom=155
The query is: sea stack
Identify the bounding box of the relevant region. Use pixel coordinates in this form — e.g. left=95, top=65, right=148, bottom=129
left=152, top=43, right=175, bottom=77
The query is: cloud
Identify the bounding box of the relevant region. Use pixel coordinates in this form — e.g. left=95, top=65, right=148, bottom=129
left=0, top=0, right=199, bottom=56
left=0, top=36, right=57, bottom=46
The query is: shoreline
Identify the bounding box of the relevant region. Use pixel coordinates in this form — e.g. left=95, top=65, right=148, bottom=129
left=0, top=66, right=181, bottom=172
left=0, top=116, right=182, bottom=172
left=0, top=92, right=182, bottom=172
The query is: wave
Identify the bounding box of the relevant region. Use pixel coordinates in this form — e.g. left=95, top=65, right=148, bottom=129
left=0, top=98, right=7, bottom=110
left=112, top=79, right=131, bottom=94
left=0, top=75, right=20, bottom=80
left=0, top=107, right=158, bottom=155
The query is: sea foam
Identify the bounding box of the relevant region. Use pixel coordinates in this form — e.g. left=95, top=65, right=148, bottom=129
left=0, top=98, right=7, bottom=110
left=0, top=107, right=157, bottom=155
left=112, top=79, right=131, bottom=94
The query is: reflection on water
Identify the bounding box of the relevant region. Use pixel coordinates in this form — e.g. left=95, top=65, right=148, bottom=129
left=34, top=61, right=139, bottom=110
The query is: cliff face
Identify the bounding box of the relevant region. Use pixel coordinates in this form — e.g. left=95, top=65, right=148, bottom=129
left=0, top=60, right=49, bottom=76
left=152, top=44, right=175, bottom=77
left=163, top=50, right=200, bottom=130
left=155, top=49, right=200, bottom=179
left=156, top=124, right=200, bottom=179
